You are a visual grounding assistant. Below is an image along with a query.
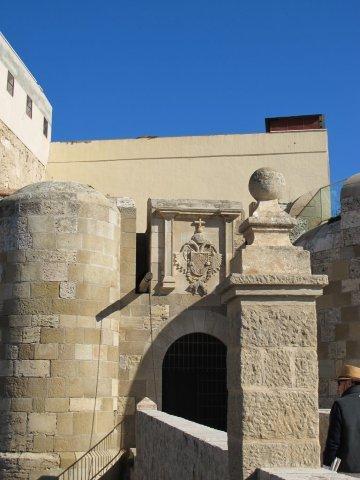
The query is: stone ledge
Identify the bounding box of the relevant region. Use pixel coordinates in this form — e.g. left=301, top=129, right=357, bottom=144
left=258, top=467, right=360, bottom=480
left=223, top=273, right=328, bottom=287
left=218, top=274, right=328, bottom=303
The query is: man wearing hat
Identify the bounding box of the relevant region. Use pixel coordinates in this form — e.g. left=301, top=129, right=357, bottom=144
left=323, top=364, right=360, bottom=472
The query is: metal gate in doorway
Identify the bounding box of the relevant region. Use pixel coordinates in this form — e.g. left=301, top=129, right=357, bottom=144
left=162, top=332, right=227, bottom=431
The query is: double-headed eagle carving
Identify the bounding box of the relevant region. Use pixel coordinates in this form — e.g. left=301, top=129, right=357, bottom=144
left=174, top=219, right=222, bottom=296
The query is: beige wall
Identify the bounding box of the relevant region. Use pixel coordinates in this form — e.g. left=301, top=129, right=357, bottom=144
left=0, top=33, right=52, bottom=165
left=48, top=130, right=329, bottom=231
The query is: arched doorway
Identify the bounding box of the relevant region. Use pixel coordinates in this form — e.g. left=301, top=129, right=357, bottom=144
left=162, top=332, right=227, bottom=431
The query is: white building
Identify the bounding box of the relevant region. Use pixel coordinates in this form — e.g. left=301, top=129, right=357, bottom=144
left=0, top=32, right=52, bottom=190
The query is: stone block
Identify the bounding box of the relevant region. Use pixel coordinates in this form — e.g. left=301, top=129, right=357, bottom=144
left=14, top=360, right=50, bottom=377
left=24, top=378, right=49, bottom=398
left=76, top=360, right=98, bottom=377
left=34, top=343, right=58, bottom=360
left=0, top=412, right=27, bottom=434
left=73, top=412, right=93, bottom=434
left=59, top=281, right=76, bottom=299
left=0, top=360, right=14, bottom=376
left=294, top=350, right=318, bottom=387
left=58, top=344, right=75, bottom=360
left=22, top=326, right=41, bottom=343
left=65, top=378, right=85, bottom=397
left=47, top=377, right=66, bottom=397
left=31, top=282, right=59, bottom=298
left=11, top=398, right=32, bottom=412
left=118, top=396, right=135, bottom=416
left=54, top=216, right=78, bottom=233
left=51, top=360, right=77, bottom=377
left=32, top=397, right=45, bottom=413
left=28, top=413, right=57, bottom=434
left=235, top=391, right=318, bottom=440
left=33, top=434, right=55, bottom=452
left=263, top=349, right=292, bottom=387
left=32, top=314, right=59, bottom=327
left=41, top=327, right=65, bottom=343
left=75, top=344, right=93, bottom=360
left=12, top=282, right=30, bottom=299
left=56, top=233, right=82, bottom=250
left=41, top=263, right=68, bottom=282
left=45, top=397, right=69, bottom=413
left=227, top=347, right=263, bottom=387
left=94, top=411, right=115, bottom=433
left=65, top=328, right=84, bottom=343
left=57, top=412, right=73, bottom=435
left=69, top=397, right=95, bottom=411
left=84, top=328, right=101, bottom=344
left=237, top=303, right=317, bottom=347
left=236, top=439, right=320, bottom=478
left=27, top=215, right=54, bottom=234
left=54, top=434, right=90, bottom=452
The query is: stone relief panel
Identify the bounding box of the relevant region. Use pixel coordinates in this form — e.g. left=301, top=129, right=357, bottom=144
left=174, top=219, right=222, bottom=295
left=147, top=199, right=244, bottom=295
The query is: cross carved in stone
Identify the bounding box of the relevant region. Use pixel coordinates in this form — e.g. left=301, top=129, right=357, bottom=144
left=193, top=218, right=205, bottom=233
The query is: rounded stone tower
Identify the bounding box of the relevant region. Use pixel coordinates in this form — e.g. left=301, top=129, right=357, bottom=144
left=0, top=181, right=120, bottom=479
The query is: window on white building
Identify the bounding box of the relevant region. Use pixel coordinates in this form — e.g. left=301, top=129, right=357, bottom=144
left=43, top=117, right=48, bottom=138
left=7, top=71, right=14, bottom=96
left=26, top=95, right=32, bottom=118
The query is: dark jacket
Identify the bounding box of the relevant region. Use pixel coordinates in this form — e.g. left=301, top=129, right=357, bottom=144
left=323, top=384, right=360, bottom=472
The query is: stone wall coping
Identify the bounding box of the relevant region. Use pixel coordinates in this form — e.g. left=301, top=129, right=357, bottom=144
left=148, top=198, right=244, bottom=218
left=137, top=408, right=228, bottom=450
left=258, top=467, right=360, bottom=480
left=218, top=273, right=328, bottom=303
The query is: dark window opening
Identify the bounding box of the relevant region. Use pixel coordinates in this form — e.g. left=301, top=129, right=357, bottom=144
left=162, top=332, right=227, bottom=431
left=7, top=71, right=14, bottom=96
left=43, top=117, right=48, bottom=138
left=26, top=95, right=32, bottom=118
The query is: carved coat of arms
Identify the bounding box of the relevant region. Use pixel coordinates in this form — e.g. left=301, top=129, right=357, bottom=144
left=174, top=219, right=222, bottom=295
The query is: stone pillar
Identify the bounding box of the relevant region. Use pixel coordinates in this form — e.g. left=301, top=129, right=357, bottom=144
left=219, top=168, right=328, bottom=479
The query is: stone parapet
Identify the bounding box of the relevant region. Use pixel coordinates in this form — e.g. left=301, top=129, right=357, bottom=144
left=135, top=404, right=228, bottom=480
left=258, top=468, right=360, bottom=480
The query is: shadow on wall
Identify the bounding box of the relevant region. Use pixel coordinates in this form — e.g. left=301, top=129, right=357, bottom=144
left=96, top=289, right=229, bottom=448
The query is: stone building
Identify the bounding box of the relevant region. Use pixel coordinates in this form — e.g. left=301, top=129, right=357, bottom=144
left=0, top=33, right=52, bottom=192
left=297, top=173, right=360, bottom=409
left=0, top=32, right=358, bottom=480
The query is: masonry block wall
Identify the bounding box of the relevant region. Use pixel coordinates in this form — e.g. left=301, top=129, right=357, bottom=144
left=0, top=119, right=45, bottom=193
left=297, top=173, right=360, bottom=408
left=0, top=181, right=120, bottom=479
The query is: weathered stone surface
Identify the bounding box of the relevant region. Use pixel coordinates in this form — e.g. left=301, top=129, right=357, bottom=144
left=28, top=413, right=56, bottom=434
left=239, top=391, right=318, bottom=439
left=235, top=303, right=317, bottom=347
left=0, top=181, right=120, bottom=478
left=249, top=167, right=286, bottom=201
left=135, top=409, right=228, bottom=480
left=0, top=119, right=45, bottom=191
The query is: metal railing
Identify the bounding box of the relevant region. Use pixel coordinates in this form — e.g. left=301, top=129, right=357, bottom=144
left=58, top=420, right=124, bottom=480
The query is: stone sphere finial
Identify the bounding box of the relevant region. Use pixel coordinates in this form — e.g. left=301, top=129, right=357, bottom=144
left=249, top=167, right=285, bottom=201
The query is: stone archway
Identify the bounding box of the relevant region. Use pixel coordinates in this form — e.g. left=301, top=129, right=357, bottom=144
left=139, top=309, right=228, bottom=413
left=162, top=332, right=227, bottom=431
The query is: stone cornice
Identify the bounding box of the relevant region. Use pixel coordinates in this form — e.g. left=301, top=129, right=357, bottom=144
left=225, top=273, right=328, bottom=287
left=218, top=273, right=328, bottom=303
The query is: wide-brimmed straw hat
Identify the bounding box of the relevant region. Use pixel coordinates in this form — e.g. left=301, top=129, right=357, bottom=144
left=337, top=364, right=360, bottom=382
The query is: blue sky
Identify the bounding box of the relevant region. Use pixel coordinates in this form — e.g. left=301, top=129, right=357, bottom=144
left=2, top=0, right=359, bottom=182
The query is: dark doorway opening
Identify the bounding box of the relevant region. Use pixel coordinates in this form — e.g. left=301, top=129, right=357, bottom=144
left=162, top=332, right=227, bottom=431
